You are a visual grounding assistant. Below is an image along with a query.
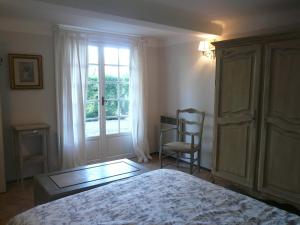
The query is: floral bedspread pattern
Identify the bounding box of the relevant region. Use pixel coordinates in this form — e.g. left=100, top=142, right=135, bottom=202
left=8, top=169, right=300, bottom=225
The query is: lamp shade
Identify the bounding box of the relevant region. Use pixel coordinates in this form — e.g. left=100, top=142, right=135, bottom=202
left=198, top=40, right=209, bottom=51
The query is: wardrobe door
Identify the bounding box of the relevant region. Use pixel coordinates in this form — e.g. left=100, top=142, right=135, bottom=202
left=258, top=38, right=300, bottom=207
left=213, top=45, right=261, bottom=188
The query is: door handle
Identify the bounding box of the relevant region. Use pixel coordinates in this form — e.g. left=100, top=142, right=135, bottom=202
left=101, top=96, right=105, bottom=106
left=101, top=96, right=107, bottom=106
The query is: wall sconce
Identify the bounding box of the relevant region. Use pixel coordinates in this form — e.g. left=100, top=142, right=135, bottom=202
left=198, top=40, right=215, bottom=59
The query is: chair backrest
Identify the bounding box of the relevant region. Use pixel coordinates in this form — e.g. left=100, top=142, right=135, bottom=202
left=176, top=108, right=205, bottom=146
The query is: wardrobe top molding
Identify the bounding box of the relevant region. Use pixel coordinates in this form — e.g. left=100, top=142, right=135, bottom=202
left=212, top=31, right=300, bottom=48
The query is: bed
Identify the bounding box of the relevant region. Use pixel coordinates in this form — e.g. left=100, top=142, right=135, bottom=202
left=8, top=169, right=300, bottom=225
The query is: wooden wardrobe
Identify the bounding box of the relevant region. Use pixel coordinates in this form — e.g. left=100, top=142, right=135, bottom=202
left=212, top=32, right=300, bottom=209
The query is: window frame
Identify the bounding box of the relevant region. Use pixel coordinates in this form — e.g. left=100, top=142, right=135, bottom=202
left=85, top=43, right=131, bottom=139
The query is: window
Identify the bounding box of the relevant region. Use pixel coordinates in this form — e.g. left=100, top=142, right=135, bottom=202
left=104, top=47, right=130, bottom=134
left=86, top=46, right=100, bottom=137
left=85, top=45, right=131, bottom=137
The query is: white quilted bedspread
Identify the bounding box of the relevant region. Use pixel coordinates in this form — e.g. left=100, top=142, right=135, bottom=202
left=8, top=169, right=300, bottom=225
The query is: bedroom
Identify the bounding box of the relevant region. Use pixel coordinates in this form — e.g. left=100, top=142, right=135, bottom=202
left=0, top=0, right=300, bottom=224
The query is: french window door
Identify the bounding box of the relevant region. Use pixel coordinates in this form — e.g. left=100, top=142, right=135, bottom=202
left=85, top=44, right=133, bottom=163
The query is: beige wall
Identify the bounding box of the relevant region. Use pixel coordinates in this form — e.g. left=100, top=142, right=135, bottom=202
left=159, top=41, right=215, bottom=169
left=0, top=30, right=58, bottom=181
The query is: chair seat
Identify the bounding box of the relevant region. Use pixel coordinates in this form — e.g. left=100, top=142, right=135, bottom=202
left=163, top=141, right=198, bottom=153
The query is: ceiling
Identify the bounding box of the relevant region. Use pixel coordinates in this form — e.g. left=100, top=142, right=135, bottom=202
left=33, top=0, right=300, bottom=23
left=148, top=0, right=300, bottom=18
left=0, top=0, right=299, bottom=39
left=0, top=0, right=219, bottom=38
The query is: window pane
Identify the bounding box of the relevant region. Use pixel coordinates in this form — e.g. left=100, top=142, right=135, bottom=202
left=88, top=65, right=99, bottom=82
left=119, top=83, right=129, bottom=99
left=105, top=82, right=117, bottom=99
left=119, top=48, right=130, bottom=66
left=120, top=100, right=129, bottom=116
left=85, top=120, right=99, bottom=137
left=106, top=117, right=118, bottom=134
left=120, top=117, right=130, bottom=133
left=105, top=100, right=118, bottom=117
left=105, top=66, right=118, bottom=79
left=104, top=47, right=118, bottom=65
left=119, top=66, right=129, bottom=82
left=88, top=46, right=98, bottom=64
left=86, top=101, right=99, bottom=119
left=87, top=82, right=99, bottom=100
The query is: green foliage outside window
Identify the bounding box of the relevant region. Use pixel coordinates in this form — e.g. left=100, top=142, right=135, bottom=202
left=86, top=76, right=129, bottom=120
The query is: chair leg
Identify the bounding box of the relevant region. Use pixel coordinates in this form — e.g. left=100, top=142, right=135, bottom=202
left=190, top=152, right=194, bottom=174
left=197, top=149, right=201, bottom=172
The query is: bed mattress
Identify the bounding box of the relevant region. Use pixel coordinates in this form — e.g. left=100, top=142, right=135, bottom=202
left=7, top=169, right=300, bottom=225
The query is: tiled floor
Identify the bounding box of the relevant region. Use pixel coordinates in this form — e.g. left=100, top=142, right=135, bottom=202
left=0, top=154, right=212, bottom=225
left=0, top=179, right=34, bottom=225
left=136, top=154, right=213, bottom=182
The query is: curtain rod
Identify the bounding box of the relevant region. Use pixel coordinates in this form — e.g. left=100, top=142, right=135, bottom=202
left=56, top=24, right=141, bottom=39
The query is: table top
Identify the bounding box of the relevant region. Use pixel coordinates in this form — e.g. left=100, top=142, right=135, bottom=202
left=12, top=123, right=50, bottom=131
left=50, top=160, right=141, bottom=188
left=34, top=158, right=148, bottom=201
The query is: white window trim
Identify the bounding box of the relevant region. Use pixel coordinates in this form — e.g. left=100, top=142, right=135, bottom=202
left=85, top=42, right=132, bottom=139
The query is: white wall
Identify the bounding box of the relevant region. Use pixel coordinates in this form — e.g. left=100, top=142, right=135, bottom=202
left=0, top=30, right=58, bottom=181
left=145, top=45, right=161, bottom=153
left=159, top=41, right=215, bottom=169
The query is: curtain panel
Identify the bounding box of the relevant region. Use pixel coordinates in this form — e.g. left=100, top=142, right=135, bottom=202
left=54, top=29, right=88, bottom=169
left=130, top=39, right=152, bottom=162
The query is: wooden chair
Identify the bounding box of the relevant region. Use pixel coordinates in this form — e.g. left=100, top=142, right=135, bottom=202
left=159, top=108, right=205, bottom=174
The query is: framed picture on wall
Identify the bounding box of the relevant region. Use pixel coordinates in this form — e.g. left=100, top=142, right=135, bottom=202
left=8, top=54, right=43, bottom=89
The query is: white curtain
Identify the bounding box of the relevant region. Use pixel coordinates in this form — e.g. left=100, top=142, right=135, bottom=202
left=54, top=29, right=88, bottom=169
left=130, top=39, right=152, bottom=163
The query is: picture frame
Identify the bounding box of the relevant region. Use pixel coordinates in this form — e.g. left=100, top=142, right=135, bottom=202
left=8, top=54, right=43, bottom=89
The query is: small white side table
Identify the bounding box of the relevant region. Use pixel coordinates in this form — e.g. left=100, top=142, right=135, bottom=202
left=12, top=123, right=49, bottom=185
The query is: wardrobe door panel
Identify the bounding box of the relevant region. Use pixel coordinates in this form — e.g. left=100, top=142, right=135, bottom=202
left=258, top=38, right=300, bottom=207
left=264, top=126, right=300, bottom=193
left=213, top=45, right=262, bottom=188
left=220, top=57, right=252, bottom=115
left=217, top=124, right=250, bottom=178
